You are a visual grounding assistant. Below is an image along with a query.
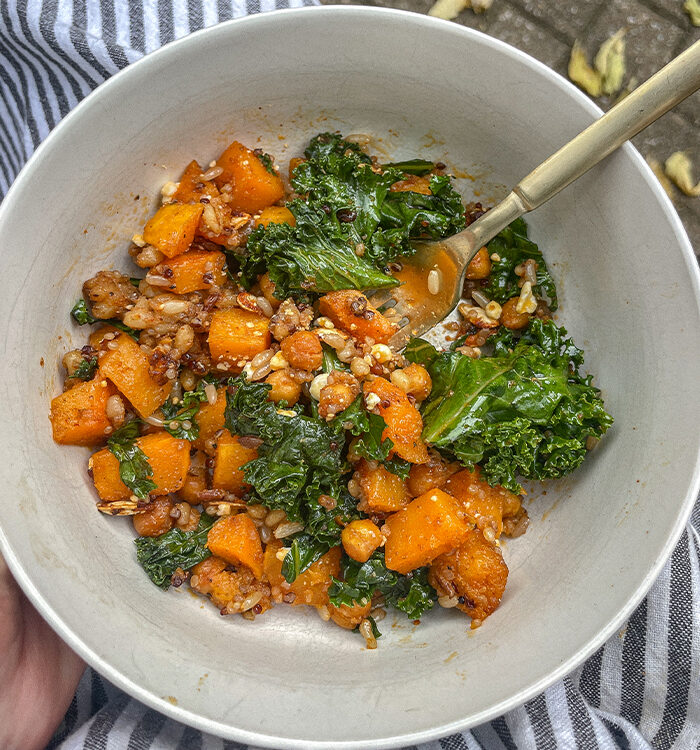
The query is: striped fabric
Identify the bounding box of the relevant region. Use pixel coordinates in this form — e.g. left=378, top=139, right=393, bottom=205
left=2, top=3, right=699, bottom=749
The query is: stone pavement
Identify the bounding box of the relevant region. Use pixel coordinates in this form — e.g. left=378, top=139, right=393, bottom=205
left=327, top=0, right=700, bottom=251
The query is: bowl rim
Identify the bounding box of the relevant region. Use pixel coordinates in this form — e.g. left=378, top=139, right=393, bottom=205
left=1, top=6, right=699, bottom=748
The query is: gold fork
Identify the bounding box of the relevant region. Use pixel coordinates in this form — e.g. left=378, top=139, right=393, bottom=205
left=369, top=40, right=700, bottom=350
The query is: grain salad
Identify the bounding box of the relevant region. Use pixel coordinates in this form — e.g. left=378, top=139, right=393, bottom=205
left=49, top=133, right=612, bottom=647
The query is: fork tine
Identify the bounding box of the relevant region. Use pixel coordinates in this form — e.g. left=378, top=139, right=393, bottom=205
left=366, top=287, right=398, bottom=310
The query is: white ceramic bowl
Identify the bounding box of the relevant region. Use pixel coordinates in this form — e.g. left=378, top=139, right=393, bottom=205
left=0, top=7, right=698, bottom=748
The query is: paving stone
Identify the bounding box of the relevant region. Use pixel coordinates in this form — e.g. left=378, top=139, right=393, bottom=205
left=505, top=0, right=606, bottom=40
left=581, top=0, right=686, bottom=86
left=637, top=0, right=697, bottom=24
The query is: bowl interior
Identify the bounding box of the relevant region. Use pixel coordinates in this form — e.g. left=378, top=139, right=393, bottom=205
left=0, top=8, right=698, bottom=748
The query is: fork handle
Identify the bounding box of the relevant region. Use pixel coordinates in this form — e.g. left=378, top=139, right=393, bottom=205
left=459, top=39, right=700, bottom=260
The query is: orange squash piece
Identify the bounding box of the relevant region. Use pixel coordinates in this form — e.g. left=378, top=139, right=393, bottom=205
left=89, top=431, right=190, bottom=502
left=151, top=249, right=226, bottom=294
left=428, top=528, right=508, bottom=622
left=214, top=141, right=284, bottom=214
left=318, top=290, right=398, bottom=344
left=192, top=387, right=227, bottom=453
left=264, top=541, right=342, bottom=608
left=88, top=325, right=121, bottom=350
left=172, top=160, right=219, bottom=204
left=363, top=377, right=429, bottom=464
left=98, top=333, right=171, bottom=418
left=208, top=308, right=271, bottom=363
left=211, top=431, right=258, bottom=494
left=406, top=454, right=455, bottom=497
left=341, top=519, right=383, bottom=563
left=172, top=160, right=234, bottom=246
left=50, top=376, right=117, bottom=445
left=254, top=206, right=296, bottom=228
left=444, top=468, right=521, bottom=539
left=355, top=459, right=411, bottom=514
left=207, top=514, right=264, bottom=579
left=383, top=488, right=471, bottom=574
left=143, top=203, right=203, bottom=259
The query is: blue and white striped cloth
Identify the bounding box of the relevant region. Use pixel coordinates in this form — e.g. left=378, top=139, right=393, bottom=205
left=2, top=3, right=700, bottom=748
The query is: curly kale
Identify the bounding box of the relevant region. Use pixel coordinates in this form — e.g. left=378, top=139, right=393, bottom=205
left=329, top=551, right=436, bottom=620
left=406, top=319, right=613, bottom=493
left=483, top=218, right=558, bottom=310
left=238, top=132, right=466, bottom=298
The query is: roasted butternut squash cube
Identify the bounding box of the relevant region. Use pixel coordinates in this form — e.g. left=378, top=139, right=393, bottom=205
left=254, top=206, right=296, bottom=228
left=318, top=290, right=398, bottom=344
left=208, top=308, right=271, bottom=363
left=89, top=431, right=190, bottom=502
left=355, top=459, right=411, bottom=514
left=172, top=160, right=219, bottom=204
left=211, top=431, right=258, bottom=494
left=207, top=514, right=264, bottom=579
left=214, top=141, right=284, bottom=214
left=50, top=376, right=117, bottom=445
left=341, top=519, right=383, bottom=563
left=192, top=387, right=227, bottom=453
left=383, top=488, right=470, bottom=574
left=88, top=325, right=121, bottom=350
left=143, top=203, right=203, bottom=258
left=98, top=333, right=171, bottom=418
left=428, top=528, right=508, bottom=622
left=264, top=541, right=341, bottom=608
left=444, top=468, right=521, bottom=539
left=363, top=377, right=429, bottom=464
left=151, top=250, right=226, bottom=294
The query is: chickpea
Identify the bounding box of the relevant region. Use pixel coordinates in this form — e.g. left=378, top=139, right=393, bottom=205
left=280, top=330, right=323, bottom=372
left=390, top=363, right=432, bottom=402
left=258, top=272, right=281, bottom=310
left=62, top=349, right=84, bottom=377
left=318, top=384, right=355, bottom=419
left=329, top=600, right=372, bottom=629
left=501, top=297, right=531, bottom=330
left=318, top=371, right=360, bottom=419
left=133, top=497, right=174, bottom=537
left=177, top=472, right=207, bottom=504
left=465, top=247, right=492, bottom=280
left=265, top=370, right=302, bottom=405
left=176, top=503, right=200, bottom=532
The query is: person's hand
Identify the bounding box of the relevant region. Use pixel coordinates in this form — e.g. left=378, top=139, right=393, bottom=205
left=0, top=553, right=85, bottom=750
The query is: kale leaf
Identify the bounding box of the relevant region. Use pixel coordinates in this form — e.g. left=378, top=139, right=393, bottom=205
left=224, top=377, right=346, bottom=521
left=239, top=132, right=465, bottom=298
left=406, top=318, right=612, bottom=493
left=256, top=151, right=276, bottom=175
left=334, top=397, right=409, bottom=478
left=329, top=551, right=436, bottom=619
left=335, top=396, right=393, bottom=463
left=160, top=400, right=200, bottom=441
left=135, top=512, right=216, bottom=589
left=241, top=201, right=398, bottom=299
left=293, top=133, right=465, bottom=268
left=482, top=218, right=558, bottom=310
left=107, top=421, right=156, bottom=499
left=68, top=356, right=98, bottom=380
left=71, top=298, right=140, bottom=340
left=280, top=534, right=330, bottom=583
left=382, top=159, right=436, bottom=176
